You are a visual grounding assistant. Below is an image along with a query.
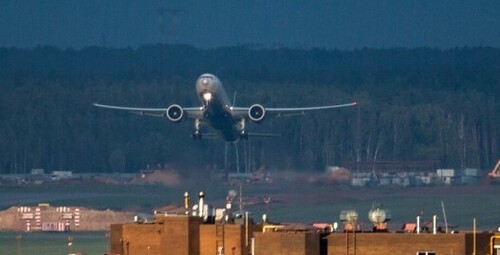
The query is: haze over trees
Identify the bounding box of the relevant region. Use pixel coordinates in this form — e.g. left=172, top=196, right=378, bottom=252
left=0, top=45, right=498, bottom=174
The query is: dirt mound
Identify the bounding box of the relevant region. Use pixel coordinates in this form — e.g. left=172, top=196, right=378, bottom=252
left=130, top=170, right=181, bottom=186
left=327, top=167, right=353, bottom=183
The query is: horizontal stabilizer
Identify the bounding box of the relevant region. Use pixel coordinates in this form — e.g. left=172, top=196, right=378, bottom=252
left=247, top=132, right=281, bottom=138
left=199, top=133, right=219, bottom=139
left=196, top=132, right=281, bottom=141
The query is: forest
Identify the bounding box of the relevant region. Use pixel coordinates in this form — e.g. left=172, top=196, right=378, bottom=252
left=0, top=45, right=498, bottom=174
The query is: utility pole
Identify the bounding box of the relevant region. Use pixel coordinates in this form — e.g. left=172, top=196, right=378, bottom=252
left=67, top=235, right=73, bottom=255
left=16, top=232, right=22, bottom=255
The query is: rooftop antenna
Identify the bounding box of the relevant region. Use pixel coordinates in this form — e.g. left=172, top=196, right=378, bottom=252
left=239, top=183, right=243, bottom=211
left=441, top=200, right=448, bottom=233
left=263, top=195, right=271, bottom=216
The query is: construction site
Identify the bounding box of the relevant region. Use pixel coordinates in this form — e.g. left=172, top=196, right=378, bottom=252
left=108, top=190, right=500, bottom=255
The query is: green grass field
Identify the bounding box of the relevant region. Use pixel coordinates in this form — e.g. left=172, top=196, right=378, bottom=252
left=0, top=231, right=108, bottom=255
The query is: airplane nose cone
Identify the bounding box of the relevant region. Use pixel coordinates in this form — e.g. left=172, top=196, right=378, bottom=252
left=199, top=78, right=211, bottom=89
left=196, top=74, right=217, bottom=96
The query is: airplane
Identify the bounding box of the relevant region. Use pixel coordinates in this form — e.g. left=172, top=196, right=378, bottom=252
left=93, top=73, right=357, bottom=143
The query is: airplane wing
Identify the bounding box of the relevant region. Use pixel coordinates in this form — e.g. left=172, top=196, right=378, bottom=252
left=230, top=102, right=357, bottom=118
left=93, top=103, right=204, bottom=119
left=265, top=102, right=357, bottom=117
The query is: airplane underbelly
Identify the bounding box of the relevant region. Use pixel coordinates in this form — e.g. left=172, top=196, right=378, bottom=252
left=217, top=129, right=239, bottom=142
left=205, top=103, right=239, bottom=142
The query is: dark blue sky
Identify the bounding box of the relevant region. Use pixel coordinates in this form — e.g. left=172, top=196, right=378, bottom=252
left=2, top=0, right=500, bottom=49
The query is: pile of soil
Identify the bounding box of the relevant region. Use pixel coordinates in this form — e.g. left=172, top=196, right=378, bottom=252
left=130, top=170, right=181, bottom=186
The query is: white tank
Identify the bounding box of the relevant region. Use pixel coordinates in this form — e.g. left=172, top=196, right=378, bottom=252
left=368, top=208, right=392, bottom=224
left=340, top=210, right=358, bottom=224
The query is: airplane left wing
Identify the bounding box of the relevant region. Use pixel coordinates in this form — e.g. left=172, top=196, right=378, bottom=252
left=93, top=103, right=204, bottom=119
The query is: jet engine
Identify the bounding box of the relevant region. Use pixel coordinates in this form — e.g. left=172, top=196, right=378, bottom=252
left=248, top=104, right=266, bottom=123
left=166, top=104, right=184, bottom=123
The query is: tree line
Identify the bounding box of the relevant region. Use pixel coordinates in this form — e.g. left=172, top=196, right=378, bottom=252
left=0, top=45, right=498, bottom=174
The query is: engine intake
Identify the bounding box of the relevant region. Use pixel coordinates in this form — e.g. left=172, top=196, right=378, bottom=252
left=166, top=104, right=184, bottom=123
left=248, top=104, right=266, bottom=123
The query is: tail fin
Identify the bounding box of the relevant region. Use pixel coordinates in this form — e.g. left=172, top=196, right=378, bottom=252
left=232, top=91, right=237, bottom=106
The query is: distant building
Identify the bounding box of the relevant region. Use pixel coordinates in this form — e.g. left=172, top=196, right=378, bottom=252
left=30, top=168, right=44, bottom=175
left=50, top=171, right=72, bottom=180
left=436, top=169, right=458, bottom=185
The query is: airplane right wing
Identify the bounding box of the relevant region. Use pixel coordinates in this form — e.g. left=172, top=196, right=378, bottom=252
left=265, top=102, right=358, bottom=117
left=229, top=102, right=357, bottom=120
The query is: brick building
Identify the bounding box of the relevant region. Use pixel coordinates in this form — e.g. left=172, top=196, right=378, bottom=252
left=109, top=214, right=497, bottom=255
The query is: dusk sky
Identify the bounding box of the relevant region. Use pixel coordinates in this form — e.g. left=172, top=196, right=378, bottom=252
left=2, top=0, right=500, bottom=49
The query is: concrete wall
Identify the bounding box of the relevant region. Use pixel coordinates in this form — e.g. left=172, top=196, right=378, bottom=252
left=199, top=223, right=262, bottom=255
left=327, top=232, right=493, bottom=255
left=254, top=231, right=320, bottom=255
left=110, top=217, right=495, bottom=255
left=465, top=232, right=495, bottom=255
left=160, top=215, right=202, bottom=255
left=109, top=224, right=122, bottom=254
left=110, top=223, right=162, bottom=255
left=110, top=215, right=261, bottom=255
left=200, top=224, right=243, bottom=255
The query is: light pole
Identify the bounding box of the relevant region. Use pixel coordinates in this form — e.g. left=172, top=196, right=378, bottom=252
left=263, top=195, right=271, bottom=216
left=16, top=232, right=22, bottom=255
left=67, top=235, right=73, bottom=255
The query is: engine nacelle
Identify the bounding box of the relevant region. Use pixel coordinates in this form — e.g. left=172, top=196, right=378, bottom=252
left=248, top=104, right=266, bottom=123
left=166, top=104, right=184, bottom=123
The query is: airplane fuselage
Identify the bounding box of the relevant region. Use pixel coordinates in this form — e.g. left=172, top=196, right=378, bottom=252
left=195, top=74, right=241, bottom=142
